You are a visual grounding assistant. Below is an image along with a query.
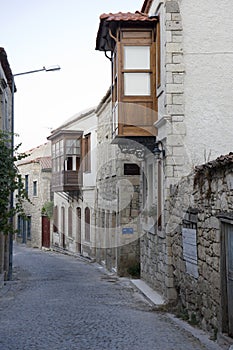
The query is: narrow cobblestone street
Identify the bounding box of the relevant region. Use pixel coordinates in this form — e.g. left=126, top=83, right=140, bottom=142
left=0, top=244, right=217, bottom=350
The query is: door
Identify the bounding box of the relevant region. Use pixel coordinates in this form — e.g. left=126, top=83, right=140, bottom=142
left=226, top=224, right=233, bottom=336
left=222, top=222, right=233, bottom=337
left=22, top=218, right=27, bottom=244
left=61, top=207, right=66, bottom=249
left=76, top=208, right=81, bottom=253
left=42, top=216, right=50, bottom=248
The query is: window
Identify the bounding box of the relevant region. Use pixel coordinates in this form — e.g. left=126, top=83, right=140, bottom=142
left=33, top=181, right=37, bottom=196
left=83, top=134, right=91, bottom=172
left=123, top=45, right=151, bottom=96
left=52, top=139, right=64, bottom=173
left=85, top=207, right=90, bottom=241
left=27, top=216, right=31, bottom=240
left=156, top=20, right=161, bottom=89
left=25, top=175, right=29, bottom=194
left=66, top=139, right=80, bottom=155
left=124, top=46, right=150, bottom=69
left=68, top=207, right=73, bottom=237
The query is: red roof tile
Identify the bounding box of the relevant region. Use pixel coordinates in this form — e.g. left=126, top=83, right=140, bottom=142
left=96, top=11, right=157, bottom=52
left=99, top=11, right=157, bottom=22
left=195, top=152, right=233, bottom=172
left=39, top=157, right=52, bottom=170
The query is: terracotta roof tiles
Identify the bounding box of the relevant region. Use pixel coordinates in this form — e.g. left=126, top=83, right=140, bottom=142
left=96, top=11, right=157, bottom=52
left=99, top=11, right=157, bottom=22
left=195, top=152, right=233, bottom=173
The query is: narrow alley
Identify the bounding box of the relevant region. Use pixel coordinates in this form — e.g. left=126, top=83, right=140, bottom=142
left=0, top=244, right=221, bottom=350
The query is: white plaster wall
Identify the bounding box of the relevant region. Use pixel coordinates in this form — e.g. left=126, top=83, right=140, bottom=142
left=181, top=0, right=233, bottom=166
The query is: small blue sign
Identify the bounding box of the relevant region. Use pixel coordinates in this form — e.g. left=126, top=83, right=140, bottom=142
left=122, top=227, right=134, bottom=235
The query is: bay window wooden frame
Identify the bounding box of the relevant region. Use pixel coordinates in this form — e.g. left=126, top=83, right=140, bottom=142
left=111, top=27, right=157, bottom=137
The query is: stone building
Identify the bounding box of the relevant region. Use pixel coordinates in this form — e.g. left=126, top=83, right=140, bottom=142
left=0, top=48, right=14, bottom=282
left=95, top=90, right=141, bottom=276
left=48, top=108, right=97, bottom=259
left=139, top=0, right=233, bottom=302
left=15, top=142, right=52, bottom=248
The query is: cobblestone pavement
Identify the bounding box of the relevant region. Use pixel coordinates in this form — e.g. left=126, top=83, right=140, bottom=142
left=0, top=244, right=214, bottom=350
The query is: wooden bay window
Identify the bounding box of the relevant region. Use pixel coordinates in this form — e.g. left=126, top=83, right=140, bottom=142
left=48, top=130, right=83, bottom=192
left=96, top=12, right=158, bottom=139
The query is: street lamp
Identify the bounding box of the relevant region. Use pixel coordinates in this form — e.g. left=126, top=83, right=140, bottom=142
left=8, top=65, right=61, bottom=280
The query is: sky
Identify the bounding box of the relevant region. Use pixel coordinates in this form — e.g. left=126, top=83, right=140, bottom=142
left=2, top=0, right=143, bottom=151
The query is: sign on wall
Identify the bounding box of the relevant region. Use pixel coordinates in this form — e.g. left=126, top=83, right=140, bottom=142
left=182, top=228, right=199, bottom=279
left=122, top=227, right=134, bottom=234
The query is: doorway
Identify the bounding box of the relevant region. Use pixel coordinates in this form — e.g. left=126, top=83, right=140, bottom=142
left=221, top=221, right=233, bottom=337
left=42, top=216, right=50, bottom=248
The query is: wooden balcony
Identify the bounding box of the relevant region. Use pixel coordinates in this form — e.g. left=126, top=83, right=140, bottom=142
left=51, top=170, right=83, bottom=192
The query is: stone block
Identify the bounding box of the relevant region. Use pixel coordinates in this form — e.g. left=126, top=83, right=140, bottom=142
left=167, top=134, right=184, bottom=146
left=172, top=121, right=186, bottom=135
left=166, top=84, right=184, bottom=94
left=166, top=104, right=184, bottom=115
left=172, top=115, right=184, bottom=122
left=166, top=42, right=183, bottom=54
left=172, top=94, right=184, bottom=105
left=172, top=55, right=184, bottom=64
left=165, top=1, right=180, bottom=13
left=166, top=21, right=182, bottom=31
left=166, top=53, right=173, bottom=64
left=165, top=276, right=174, bottom=288
left=172, top=13, right=181, bottom=21
left=166, top=73, right=173, bottom=84
left=166, top=31, right=172, bottom=43
left=172, top=146, right=184, bottom=157
left=166, top=63, right=185, bottom=73
left=172, top=34, right=182, bottom=43
left=166, top=287, right=177, bottom=301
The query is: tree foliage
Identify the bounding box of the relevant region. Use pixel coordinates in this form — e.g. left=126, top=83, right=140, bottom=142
left=0, top=131, right=29, bottom=235
left=41, top=201, right=53, bottom=219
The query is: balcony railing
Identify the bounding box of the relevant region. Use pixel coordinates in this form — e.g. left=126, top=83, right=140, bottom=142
left=51, top=170, right=83, bottom=192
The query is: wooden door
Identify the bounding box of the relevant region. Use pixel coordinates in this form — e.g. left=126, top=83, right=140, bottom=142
left=226, top=224, right=233, bottom=336
left=42, top=216, right=50, bottom=248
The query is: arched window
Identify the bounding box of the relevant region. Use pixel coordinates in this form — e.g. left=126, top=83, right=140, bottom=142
left=85, top=207, right=90, bottom=242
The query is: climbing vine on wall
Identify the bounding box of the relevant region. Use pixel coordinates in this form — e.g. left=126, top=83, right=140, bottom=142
left=0, top=131, right=29, bottom=235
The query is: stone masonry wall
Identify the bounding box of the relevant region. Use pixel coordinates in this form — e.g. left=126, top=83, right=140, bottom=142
left=168, top=161, right=233, bottom=335
left=16, top=161, right=52, bottom=248
left=95, top=93, right=141, bottom=276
